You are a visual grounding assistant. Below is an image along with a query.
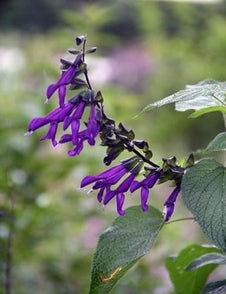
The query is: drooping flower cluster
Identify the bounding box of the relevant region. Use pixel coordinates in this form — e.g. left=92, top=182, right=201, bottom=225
left=81, top=155, right=184, bottom=221
left=81, top=157, right=141, bottom=215
left=27, top=36, right=190, bottom=221
left=26, top=38, right=101, bottom=156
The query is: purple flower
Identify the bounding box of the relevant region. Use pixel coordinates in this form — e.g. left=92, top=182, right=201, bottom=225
left=27, top=102, right=75, bottom=136
left=81, top=164, right=127, bottom=188
left=163, top=185, right=180, bottom=222
left=60, top=102, right=100, bottom=156
left=46, top=54, right=82, bottom=107
left=26, top=100, right=100, bottom=155
left=130, top=172, right=160, bottom=211
left=87, top=103, right=100, bottom=145
left=40, top=122, right=58, bottom=147
left=81, top=162, right=137, bottom=216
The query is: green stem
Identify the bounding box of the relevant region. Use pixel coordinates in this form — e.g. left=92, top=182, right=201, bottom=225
left=166, top=217, right=195, bottom=224
left=212, top=94, right=226, bottom=107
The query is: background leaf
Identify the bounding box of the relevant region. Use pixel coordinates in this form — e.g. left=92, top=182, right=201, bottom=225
left=165, top=244, right=221, bottom=294
left=142, top=79, right=226, bottom=115
left=185, top=252, right=226, bottom=271
left=205, top=132, right=226, bottom=152
left=89, top=205, right=164, bottom=294
left=201, top=279, right=226, bottom=294
left=182, top=159, right=226, bottom=251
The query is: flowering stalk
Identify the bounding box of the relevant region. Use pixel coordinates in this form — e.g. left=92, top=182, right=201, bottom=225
left=27, top=36, right=193, bottom=221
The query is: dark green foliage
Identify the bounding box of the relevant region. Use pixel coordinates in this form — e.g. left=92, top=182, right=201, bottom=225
left=89, top=206, right=164, bottom=293
left=182, top=159, right=226, bottom=251
left=166, top=245, right=222, bottom=294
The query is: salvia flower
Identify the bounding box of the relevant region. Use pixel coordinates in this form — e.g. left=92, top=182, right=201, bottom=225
left=163, top=184, right=181, bottom=222
left=27, top=102, right=75, bottom=137
left=46, top=54, right=83, bottom=107
left=26, top=97, right=100, bottom=156
left=80, top=157, right=142, bottom=216
left=130, top=171, right=161, bottom=211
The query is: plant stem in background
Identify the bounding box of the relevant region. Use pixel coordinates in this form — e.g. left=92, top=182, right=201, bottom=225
left=5, top=181, right=14, bottom=294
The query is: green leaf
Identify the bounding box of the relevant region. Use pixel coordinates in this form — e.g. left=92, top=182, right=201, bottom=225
left=205, top=132, right=226, bottom=152
left=142, top=79, right=226, bottom=114
left=201, top=279, right=226, bottom=294
left=188, top=106, right=226, bottom=118
left=182, top=158, right=226, bottom=251
left=185, top=253, right=226, bottom=271
left=89, top=205, right=164, bottom=294
left=165, top=244, right=221, bottom=294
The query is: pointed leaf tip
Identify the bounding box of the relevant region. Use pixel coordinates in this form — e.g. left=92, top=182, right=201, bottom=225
left=89, top=205, right=164, bottom=293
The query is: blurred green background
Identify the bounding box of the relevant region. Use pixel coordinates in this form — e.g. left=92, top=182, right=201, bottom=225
left=0, top=0, right=226, bottom=293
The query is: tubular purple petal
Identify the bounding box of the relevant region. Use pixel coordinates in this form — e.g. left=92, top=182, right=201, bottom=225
left=97, top=187, right=105, bottom=203
left=40, top=122, right=58, bottom=147
left=88, top=123, right=100, bottom=145
left=76, top=141, right=84, bottom=155
left=164, top=205, right=174, bottom=222
left=28, top=117, right=48, bottom=132
left=104, top=168, right=127, bottom=185
left=164, top=185, right=181, bottom=222
left=116, top=193, right=125, bottom=216
left=58, top=85, right=66, bottom=108
left=59, top=134, right=72, bottom=144
left=43, top=103, right=75, bottom=122
left=164, top=186, right=181, bottom=205
left=143, top=172, right=160, bottom=188
left=96, top=164, right=125, bottom=179
left=87, top=103, right=100, bottom=145
left=130, top=180, right=142, bottom=193
left=130, top=172, right=160, bottom=193
left=103, top=190, right=116, bottom=205
left=80, top=176, right=99, bottom=188
left=92, top=181, right=105, bottom=189
left=52, top=103, right=75, bottom=121
left=72, top=102, right=86, bottom=120
left=46, top=65, right=76, bottom=103
left=68, top=140, right=84, bottom=156
left=116, top=173, right=136, bottom=193
left=71, top=120, right=80, bottom=145
left=141, top=186, right=149, bottom=211
left=44, top=107, right=62, bottom=120
left=46, top=83, right=58, bottom=99
left=60, top=66, right=76, bottom=84
left=63, top=116, right=72, bottom=130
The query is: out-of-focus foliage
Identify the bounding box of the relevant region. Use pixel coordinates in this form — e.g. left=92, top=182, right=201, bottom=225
left=0, top=1, right=226, bottom=293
